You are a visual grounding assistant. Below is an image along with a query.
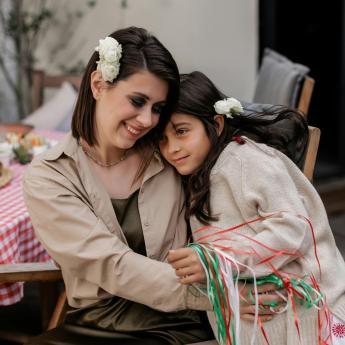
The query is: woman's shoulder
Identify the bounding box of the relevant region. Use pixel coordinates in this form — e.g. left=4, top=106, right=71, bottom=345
left=25, top=133, right=78, bottom=180
left=33, top=133, right=77, bottom=162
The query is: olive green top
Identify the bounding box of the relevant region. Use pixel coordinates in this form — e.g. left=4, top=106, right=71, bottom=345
left=65, top=190, right=211, bottom=342
left=111, top=190, right=146, bottom=256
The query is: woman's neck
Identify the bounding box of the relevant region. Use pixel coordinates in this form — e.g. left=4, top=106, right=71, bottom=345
left=80, top=138, right=127, bottom=167
left=89, top=150, right=143, bottom=199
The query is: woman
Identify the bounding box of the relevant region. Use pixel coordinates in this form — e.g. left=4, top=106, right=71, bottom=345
left=23, top=27, right=215, bottom=345
left=160, top=71, right=345, bottom=344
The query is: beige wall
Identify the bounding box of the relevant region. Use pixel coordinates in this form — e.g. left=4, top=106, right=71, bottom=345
left=37, top=0, right=258, bottom=101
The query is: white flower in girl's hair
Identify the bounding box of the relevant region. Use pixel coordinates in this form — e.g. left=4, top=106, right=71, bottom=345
left=95, top=36, right=122, bottom=82
left=214, top=97, right=244, bottom=119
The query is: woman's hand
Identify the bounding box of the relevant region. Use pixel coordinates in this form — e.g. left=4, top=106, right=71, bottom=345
left=167, top=248, right=206, bottom=284
left=239, top=282, right=286, bottom=322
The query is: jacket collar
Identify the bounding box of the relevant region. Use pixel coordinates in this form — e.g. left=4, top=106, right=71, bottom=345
left=40, top=133, right=166, bottom=242
left=42, top=132, right=79, bottom=161
left=42, top=133, right=166, bottom=177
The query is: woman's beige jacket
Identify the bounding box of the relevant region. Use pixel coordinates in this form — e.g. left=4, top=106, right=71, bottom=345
left=23, top=133, right=211, bottom=312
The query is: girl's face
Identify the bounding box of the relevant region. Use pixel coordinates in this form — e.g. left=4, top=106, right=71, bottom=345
left=92, top=70, right=168, bottom=151
left=159, top=113, right=212, bottom=175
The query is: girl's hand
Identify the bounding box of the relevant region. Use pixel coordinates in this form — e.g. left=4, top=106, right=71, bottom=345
left=239, top=282, right=286, bottom=322
left=167, top=248, right=206, bottom=284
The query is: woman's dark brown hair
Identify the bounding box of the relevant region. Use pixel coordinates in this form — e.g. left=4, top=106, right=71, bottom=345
left=71, top=26, right=179, bottom=147
left=173, top=71, right=309, bottom=225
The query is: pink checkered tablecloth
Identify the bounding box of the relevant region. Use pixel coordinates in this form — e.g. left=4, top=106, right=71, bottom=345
left=0, top=129, right=65, bottom=305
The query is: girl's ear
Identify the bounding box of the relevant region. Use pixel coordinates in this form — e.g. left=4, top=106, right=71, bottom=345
left=214, top=115, right=225, bottom=136
left=90, top=70, right=104, bottom=100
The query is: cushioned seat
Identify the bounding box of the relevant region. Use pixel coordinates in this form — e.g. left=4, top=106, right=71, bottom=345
left=253, top=48, right=310, bottom=109
left=21, top=70, right=81, bottom=132
left=23, top=81, right=77, bottom=131
left=240, top=101, right=309, bottom=170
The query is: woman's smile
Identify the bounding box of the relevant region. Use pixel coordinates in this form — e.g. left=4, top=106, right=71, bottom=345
left=124, top=122, right=143, bottom=138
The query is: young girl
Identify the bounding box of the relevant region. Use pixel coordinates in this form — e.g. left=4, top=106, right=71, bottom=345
left=159, top=71, right=345, bottom=345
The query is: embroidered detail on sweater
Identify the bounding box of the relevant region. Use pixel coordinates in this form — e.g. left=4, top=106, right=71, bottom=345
left=333, top=322, right=345, bottom=338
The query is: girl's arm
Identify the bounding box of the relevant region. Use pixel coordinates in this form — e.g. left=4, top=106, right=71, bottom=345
left=216, top=148, right=314, bottom=278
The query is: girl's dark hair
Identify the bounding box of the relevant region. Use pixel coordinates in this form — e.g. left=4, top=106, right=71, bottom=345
left=72, top=26, right=179, bottom=147
left=175, top=71, right=309, bottom=225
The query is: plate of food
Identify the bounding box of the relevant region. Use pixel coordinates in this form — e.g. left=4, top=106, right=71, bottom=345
left=0, top=162, right=13, bottom=188
left=0, top=123, right=33, bottom=135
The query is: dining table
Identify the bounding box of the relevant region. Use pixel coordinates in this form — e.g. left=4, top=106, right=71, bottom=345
left=0, top=128, right=65, bottom=306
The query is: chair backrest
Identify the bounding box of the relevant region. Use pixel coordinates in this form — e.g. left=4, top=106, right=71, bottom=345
left=253, top=48, right=315, bottom=116
left=32, top=70, right=82, bottom=111
left=297, top=76, right=315, bottom=116
left=303, top=126, right=321, bottom=181
left=241, top=101, right=320, bottom=180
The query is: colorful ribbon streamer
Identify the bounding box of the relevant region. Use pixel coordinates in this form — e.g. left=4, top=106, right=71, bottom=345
left=188, top=212, right=331, bottom=345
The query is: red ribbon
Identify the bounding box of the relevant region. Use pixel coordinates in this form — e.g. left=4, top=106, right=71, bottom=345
left=192, top=212, right=330, bottom=344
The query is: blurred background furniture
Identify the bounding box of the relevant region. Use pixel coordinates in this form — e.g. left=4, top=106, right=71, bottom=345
left=0, top=129, right=65, bottom=344
left=253, top=48, right=315, bottom=116
left=0, top=263, right=63, bottom=344
left=22, top=70, right=81, bottom=133
left=252, top=49, right=345, bottom=214
left=0, top=71, right=81, bottom=344
left=31, top=70, right=82, bottom=112
left=303, top=126, right=321, bottom=181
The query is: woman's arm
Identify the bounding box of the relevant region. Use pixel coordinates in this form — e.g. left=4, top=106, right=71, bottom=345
left=168, top=247, right=286, bottom=321
left=23, top=163, right=211, bottom=313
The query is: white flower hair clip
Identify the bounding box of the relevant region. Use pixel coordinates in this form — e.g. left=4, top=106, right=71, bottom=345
left=214, top=97, right=244, bottom=119
left=95, top=36, right=122, bottom=82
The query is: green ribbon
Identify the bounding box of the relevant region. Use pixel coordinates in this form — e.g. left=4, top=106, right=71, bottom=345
left=189, top=243, right=231, bottom=345
left=188, top=244, right=324, bottom=345
left=243, top=274, right=323, bottom=309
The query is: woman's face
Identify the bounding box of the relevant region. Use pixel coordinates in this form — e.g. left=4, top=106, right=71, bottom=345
left=159, top=113, right=212, bottom=175
left=93, top=70, right=168, bottom=150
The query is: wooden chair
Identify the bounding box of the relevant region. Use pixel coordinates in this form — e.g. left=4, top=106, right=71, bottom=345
left=303, top=126, right=321, bottom=181
left=0, top=262, right=64, bottom=344
left=31, top=70, right=82, bottom=111
left=0, top=70, right=81, bottom=344
left=253, top=48, right=315, bottom=117
left=28, top=69, right=82, bottom=329
left=297, top=76, right=315, bottom=116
